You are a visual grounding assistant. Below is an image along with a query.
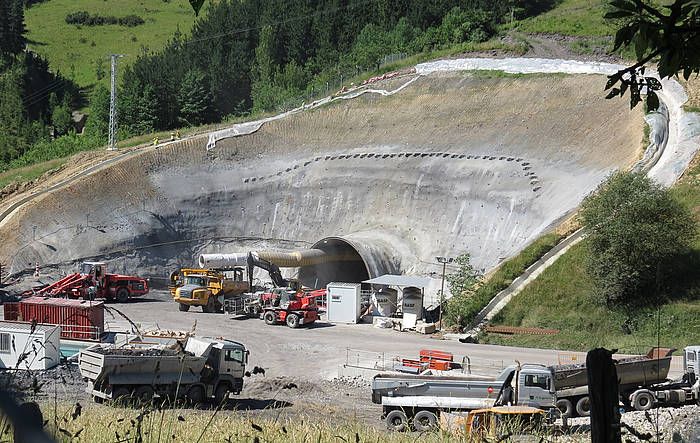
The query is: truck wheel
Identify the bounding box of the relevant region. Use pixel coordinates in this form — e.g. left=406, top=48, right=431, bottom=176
left=556, top=398, right=574, bottom=419
left=412, top=410, right=438, bottom=431
left=135, top=386, right=154, bottom=404
left=186, top=385, right=205, bottom=405
left=112, top=386, right=131, bottom=403
left=214, top=384, right=230, bottom=405
left=632, top=391, right=654, bottom=411
left=179, top=303, right=190, bottom=312
left=116, top=288, right=129, bottom=303
left=202, top=297, right=217, bottom=313
left=264, top=311, right=277, bottom=325
left=385, top=410, right=409, bottom=432
left=575, top=396, right=590, bottom=417
left=286, top=313, right=300, bottom=328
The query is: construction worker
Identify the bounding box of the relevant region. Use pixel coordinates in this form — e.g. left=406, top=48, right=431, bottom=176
left=176, top=130, right=181, bottom=139
left=153, top=136, right=159, bottom=146
left=170, top=131, right=175, bottom=141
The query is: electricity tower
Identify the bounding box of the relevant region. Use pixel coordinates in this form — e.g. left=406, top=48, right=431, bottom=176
left=108, top=54, right=125, bottom=151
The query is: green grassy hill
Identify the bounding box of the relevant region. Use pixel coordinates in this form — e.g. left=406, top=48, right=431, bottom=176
left=482, top=158, right=700, bottom=354
left=24, top=0, right=199, bottom=88
left=513, top=0, right=612, bottom=36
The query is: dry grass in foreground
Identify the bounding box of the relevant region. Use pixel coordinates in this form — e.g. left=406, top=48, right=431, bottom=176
left=9, top=401, right=577, bottom=442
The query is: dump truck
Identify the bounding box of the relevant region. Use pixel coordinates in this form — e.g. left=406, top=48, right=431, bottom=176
left=29, top=262, right=149, bottom=302
left=170, top=268, right=249, bottom=313
left=78, top=336, right=248, bottom=404
left=551, top=347, right=700, bottom=418
left=372, top=364, right=557, bottom=431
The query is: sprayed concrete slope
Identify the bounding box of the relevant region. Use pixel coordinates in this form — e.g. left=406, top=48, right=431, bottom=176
left=0, top=71, right=642, bottom=301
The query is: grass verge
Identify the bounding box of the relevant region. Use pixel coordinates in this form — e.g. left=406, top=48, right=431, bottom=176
left=481, top=241, right=700, bottom=353
left=510, top=0, right=613, bottom=37
left=0, top=159, right=65, bottom=190
left=482, top=156, right=700, bottom=353
left=446, top=232, right=564, bottom=329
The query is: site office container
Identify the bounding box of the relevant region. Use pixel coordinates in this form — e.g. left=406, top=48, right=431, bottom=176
left=3, top=297, right=104, bottom=340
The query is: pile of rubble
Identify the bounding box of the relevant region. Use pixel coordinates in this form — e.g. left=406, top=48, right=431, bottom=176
left=621, top=405, right=700, bottom=442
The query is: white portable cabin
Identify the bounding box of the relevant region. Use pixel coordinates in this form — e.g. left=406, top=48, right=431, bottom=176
left=326, top=283, right=362, bottom=324
left=0, top=321, right=61, bottom=370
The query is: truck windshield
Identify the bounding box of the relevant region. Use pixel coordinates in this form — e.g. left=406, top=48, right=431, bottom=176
left=185, top=276, right=206, bottom=286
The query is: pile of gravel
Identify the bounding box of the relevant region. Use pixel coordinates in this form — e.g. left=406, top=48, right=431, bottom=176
left=329, top=375, right=371, bottom=389
left=621, top=405, right=700, bottom=442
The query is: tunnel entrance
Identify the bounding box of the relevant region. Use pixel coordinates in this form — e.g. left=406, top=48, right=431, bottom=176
left=299, top=238, right=369, bottom=288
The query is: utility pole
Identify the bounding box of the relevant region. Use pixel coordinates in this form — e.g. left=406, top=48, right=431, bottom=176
left=436, top=256, right=454, bottom=331
left=108, top=54, right=125, bottom=151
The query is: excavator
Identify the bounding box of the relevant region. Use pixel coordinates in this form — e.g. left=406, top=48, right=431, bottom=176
left=231, top=252, right=325, bottom=328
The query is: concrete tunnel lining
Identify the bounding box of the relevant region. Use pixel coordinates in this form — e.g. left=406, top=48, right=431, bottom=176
left=300, top=236, right=400, bottom=288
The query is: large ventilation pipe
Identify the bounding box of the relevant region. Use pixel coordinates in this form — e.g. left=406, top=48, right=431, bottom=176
left=199, top=233, right=401, bottom=288
left=198, top=249, right=360, bottom=269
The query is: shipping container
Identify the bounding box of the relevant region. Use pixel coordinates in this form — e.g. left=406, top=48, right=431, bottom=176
left=3, top=297, right=104, bottom=340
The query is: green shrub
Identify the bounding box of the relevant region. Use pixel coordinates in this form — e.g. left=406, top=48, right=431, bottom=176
left=445, top=232, right=563, bottom=329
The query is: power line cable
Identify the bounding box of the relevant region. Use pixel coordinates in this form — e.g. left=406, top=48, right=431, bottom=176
left=181, top=0, right=377, bottom=46
left=22, top=78, right=65, bottom=103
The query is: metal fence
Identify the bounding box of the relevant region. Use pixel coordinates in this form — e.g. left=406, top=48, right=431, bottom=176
left=344, top=347, right=511, bottom=375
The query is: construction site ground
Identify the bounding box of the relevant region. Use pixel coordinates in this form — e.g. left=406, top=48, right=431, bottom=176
left=3, top=290, right=696, bottom=441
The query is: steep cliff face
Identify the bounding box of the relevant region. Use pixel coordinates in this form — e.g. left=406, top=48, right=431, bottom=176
left=0, top=72, right=641, bottom=301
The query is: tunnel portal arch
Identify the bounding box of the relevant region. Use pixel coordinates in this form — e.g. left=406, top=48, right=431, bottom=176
left=299, top=235, right=400, bottom=288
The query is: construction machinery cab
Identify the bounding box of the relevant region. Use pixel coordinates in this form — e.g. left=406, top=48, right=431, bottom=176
left=81, top=262, right=105, bottom=278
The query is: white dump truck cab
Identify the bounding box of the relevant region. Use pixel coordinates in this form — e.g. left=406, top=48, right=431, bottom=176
left=514, top=365, right=557, bottom=409
left=684, top=346, right=700, bottom=379
left=186, top=337, right=248, bottom=396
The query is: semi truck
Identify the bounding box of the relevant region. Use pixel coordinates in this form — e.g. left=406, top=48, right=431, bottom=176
left=371, top=364, right=557, bottom=431
left=78, top=336, right=248, bottom=404
left=552, top=347, right=700, bottom=418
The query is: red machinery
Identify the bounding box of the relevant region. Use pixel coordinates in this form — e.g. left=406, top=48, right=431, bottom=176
left=260, top=287, right=326, bottom=328
left=28, top=262, right=149, bottom=303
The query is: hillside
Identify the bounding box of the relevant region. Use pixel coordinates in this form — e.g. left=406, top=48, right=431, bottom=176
left=482, top=155, right=700, bottom=353
left=24, top=0, right=198, bottom=88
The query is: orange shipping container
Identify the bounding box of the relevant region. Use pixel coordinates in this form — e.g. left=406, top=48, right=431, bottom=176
left=3, top=297, right=104, bottom=340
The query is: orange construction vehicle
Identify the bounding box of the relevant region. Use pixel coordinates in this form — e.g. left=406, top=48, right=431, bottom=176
left=259, top=286, right=326, bottom=328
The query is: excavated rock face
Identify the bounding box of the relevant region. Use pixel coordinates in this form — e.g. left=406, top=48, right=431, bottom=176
left=0, top=72, right=641, bottom=300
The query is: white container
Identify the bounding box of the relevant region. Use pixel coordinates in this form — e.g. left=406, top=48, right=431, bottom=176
left=326, top=283, right=362, bottom=324
left=401, top=286, right=423, bottom=329
left=372, top=288, right=398, bottom=316
left=0, top=321, right=61, bottom=370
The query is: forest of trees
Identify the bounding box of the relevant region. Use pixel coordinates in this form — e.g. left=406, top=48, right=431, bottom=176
left=0, top=0, right=557, bottom=173
left=117, top=0, right=556, bottom=133
left=0, top=0, right=85, bottom=170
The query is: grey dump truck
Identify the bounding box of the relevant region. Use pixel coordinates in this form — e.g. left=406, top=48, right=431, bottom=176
left=371, top=364, right=557, bottom=431
left=553, top=346, right=700, bottom=418
left=79, top=336, right=248, bottom=404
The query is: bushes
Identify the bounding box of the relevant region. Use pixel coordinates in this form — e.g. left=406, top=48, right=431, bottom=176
left=65, top=11, right=144, bottom=27
left=445, top=233, right=563, bottom=329
left=7, top=133, right=103, bottom=170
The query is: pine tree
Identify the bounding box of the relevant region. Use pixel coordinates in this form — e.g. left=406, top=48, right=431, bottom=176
left=84, top=85, right=110, bottom=140
left=51, top=95, right=72, bottom=136
left=0, top=0, right=26, bottom=56
left=178, top=69, right=212, bottom=126
left=0, top=62, right=27, bottom=162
